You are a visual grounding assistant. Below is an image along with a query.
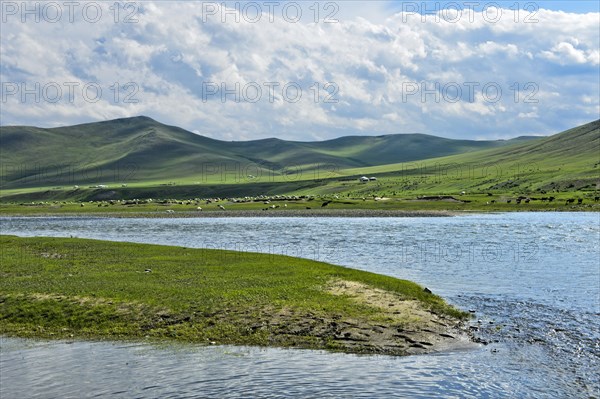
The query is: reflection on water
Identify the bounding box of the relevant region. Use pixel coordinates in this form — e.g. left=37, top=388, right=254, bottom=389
left=1, top=213, right=599, bottom=398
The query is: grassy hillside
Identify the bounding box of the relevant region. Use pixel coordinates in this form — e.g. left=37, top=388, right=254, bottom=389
left=331, top=119, right=599, bottom=198
left=0, top=116, right=262, bottom=188
left=0, top=118, right=597, bottom=203
left=0, top=116, right=536, bottom=191
left=299, top=134, right=532, bottom=166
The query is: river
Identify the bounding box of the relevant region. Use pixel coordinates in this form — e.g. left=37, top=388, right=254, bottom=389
left=1, top=212, right=598, bottom=398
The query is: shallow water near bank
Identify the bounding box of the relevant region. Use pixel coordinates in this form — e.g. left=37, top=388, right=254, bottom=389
left=1, top=212, right=599, bottom=398
left=0, top=337, right=527, bottom=398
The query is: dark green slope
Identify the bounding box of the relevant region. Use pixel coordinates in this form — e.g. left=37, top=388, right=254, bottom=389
left=1, top=117, right=260, bottom=187
left=302, top=133, right=527, bottom=165
left=227, top=133, right=535, bottom=168
left=1, top=116, right=542, bottom=189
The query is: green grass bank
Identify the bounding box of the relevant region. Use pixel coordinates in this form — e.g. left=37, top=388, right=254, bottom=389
left=0, top=235, right=470, bottom=355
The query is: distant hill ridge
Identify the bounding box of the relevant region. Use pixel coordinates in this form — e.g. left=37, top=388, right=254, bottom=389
left=0, top=116, right=548, bottom=187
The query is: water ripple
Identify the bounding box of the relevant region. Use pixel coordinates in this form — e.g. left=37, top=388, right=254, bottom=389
left=1, top=212, right=598, bottom=398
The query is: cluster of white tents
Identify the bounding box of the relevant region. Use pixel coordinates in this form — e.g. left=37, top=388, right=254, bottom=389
left=359, top=176, right=377, bottom=183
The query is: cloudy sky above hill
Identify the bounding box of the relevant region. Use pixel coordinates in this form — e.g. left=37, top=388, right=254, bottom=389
left=1, top=1, right=598, bottom=140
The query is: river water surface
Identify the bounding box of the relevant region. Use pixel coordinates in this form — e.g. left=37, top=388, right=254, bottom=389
left=1, top=213, right=599, bottom=398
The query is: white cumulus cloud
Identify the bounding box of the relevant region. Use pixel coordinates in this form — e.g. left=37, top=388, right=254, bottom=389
left=0, top=1, right=598, bottom=140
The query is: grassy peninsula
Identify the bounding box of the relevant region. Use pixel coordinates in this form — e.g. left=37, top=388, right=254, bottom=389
left=0, top=235, right=470, bottom=355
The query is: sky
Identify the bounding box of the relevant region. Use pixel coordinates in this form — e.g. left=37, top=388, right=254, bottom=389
left=1, top=1, right=599, bottom=141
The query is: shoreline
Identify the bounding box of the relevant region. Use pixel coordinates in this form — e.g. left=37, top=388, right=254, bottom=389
left=0, top=295, right=476, bottom=357
left=1, top=325, right=478, bottom=356
left=0, top=209, right=458, bottom=218
left=1, top=208, right=597, bottom=218
left=0, top=235, right=473, bottom=356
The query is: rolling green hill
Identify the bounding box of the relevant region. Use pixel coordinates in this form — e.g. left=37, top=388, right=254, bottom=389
left=332, top=119, right=599, bottom=196
left=0, top=117, right=597, bottom=202
left=0, top=116, right=259, bottom=188
left=0, top=116, right=537, bottom=190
